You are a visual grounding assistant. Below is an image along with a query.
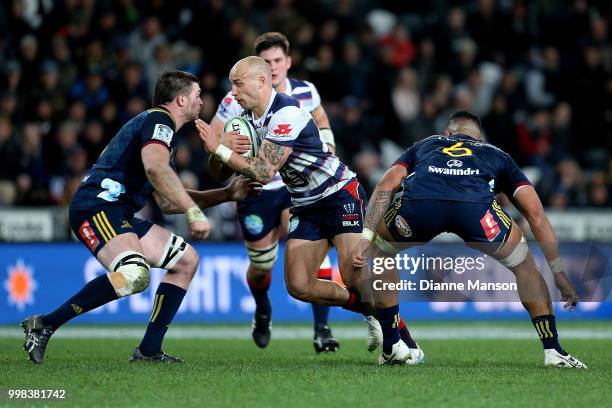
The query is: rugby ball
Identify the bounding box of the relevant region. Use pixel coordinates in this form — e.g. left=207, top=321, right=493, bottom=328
left=223, top=117, right=260, bottom=157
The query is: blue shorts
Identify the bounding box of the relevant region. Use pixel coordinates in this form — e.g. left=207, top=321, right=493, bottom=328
left=69, top=204, right=154, bottom=256
left=287, top=179, right=366, bottom=241
left=237, top=187, right=292, bottom=241
left=384, top=198, right=512, bottom=247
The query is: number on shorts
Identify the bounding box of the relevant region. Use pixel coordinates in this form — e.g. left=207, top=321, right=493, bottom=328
left=97, top=178, right=126, bottom=202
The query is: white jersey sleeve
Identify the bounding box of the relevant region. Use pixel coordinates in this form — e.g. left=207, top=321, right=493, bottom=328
left=214, top=91, right=244, bottom=124
left=289, top=78, right=321, bottom=112
left=265, top=106, right=311, bottom=147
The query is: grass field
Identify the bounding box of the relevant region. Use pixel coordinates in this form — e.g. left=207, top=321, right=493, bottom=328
left=0, top=322, right=610, bottom=407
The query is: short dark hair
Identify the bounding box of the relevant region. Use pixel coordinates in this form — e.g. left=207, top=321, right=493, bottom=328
left=153, top=70, right=199, bottom=106
left=449, top=110, right=481, bottom=129
left=254, top=32, right=290, bottom=56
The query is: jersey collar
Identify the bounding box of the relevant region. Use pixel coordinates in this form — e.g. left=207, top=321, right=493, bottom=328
left=251, top=89, right=277, bottom=126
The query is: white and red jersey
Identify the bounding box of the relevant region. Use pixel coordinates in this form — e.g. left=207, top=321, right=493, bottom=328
left=242, top=90, right=355, bottom=207
left=214, top=78, right=322, bottom=191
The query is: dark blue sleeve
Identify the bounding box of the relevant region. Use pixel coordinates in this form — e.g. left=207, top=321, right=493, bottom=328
left=497, top=154, right=531, bottom=197
left=392, top=146, right=415, bottom=172
left=140, top=110, right=176, bottom=150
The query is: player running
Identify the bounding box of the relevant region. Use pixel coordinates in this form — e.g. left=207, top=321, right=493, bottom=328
left=197, top=57, right=422, bottom=364
left=354, top=111, right=587, bottom=368
left=21, top=71, right=252, bottom=364
left=209, top=32, right=346, bottom=352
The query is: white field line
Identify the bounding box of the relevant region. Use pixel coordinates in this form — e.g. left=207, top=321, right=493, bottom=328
left=2, top=326, right=612, bottom=340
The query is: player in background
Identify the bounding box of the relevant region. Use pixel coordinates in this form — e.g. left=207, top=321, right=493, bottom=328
left=21, top=71, right=253, bottom=364
left=209, top=32, right=345, bottom=352
left=354, top=111, right=586, bottom=367
left=197, top=56, right=421, bottom=365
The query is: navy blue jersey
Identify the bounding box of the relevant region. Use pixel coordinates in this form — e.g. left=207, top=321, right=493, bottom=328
left=71, top=108, right=177, bottom=212
left=394, top=134, right=530, bottom=203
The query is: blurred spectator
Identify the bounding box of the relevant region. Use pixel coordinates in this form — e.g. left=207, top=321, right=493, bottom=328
left=0, top=0, right=608, bottom=231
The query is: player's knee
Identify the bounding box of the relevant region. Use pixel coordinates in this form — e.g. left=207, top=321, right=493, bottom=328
left=498, top=235, right=529, bottom=269
left=246, top=242, right=278, bottom=270
left=108, top=251, right=150, bottom=297
left=174, top=245, right=199, bottom=278
left=286, top=278, right=313, bottom=302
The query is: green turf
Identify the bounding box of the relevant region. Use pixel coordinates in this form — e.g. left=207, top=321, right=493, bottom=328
left=0, top=324, right=610, bottom=407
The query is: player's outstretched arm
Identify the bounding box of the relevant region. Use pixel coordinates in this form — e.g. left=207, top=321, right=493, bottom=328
left=513, top=185, right=579, bottom=310
left=196, top=119, right=291, bottom=184
left=142, top=143, right=209, bottom=239
left=353, top=164, right=407, bottom=268
left=153, top=176, right=258, bottom=213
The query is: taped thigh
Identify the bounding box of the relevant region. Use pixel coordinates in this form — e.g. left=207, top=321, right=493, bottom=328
left=246, top=242, right=279, bottom=270
left=154, top=233, right=188, bottom=270
left=497, top=235, right=528, bottom=268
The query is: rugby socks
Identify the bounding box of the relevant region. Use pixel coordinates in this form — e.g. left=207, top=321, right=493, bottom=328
left=343, top=288, right=367, bottom=314
left=248, top=273, right=272, bottom=315
left=42, top=274, right=118, bottom=329
left=139, top=283, right=186, bottom=357
left=532, top=314, right=567, bottom=355
left=312, top=264, right=333, bottom=329
left=377, top=305, right=401, bottom=354
left=398, top=318, right=418, bottom=349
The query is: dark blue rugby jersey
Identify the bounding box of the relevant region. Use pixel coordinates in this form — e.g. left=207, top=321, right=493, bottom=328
left=71, top=108, right=177, bottom=212
left=393, top=134, right=530, bottom=203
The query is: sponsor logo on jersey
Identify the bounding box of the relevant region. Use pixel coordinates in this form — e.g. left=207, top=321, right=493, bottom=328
left=342, top=202, right=360, bottom=227
left=152, top=123, right=174, bottom=146
left=244, top=214, right=264, bottom=236
left=428, top=166, right=479, bottom=175
left=395, top=215, right=412, bottom=238
left=79, top=220, right=100, bottom=251
left=273, top=124, right=292, bottom=136
left=4, top=259, right=37, bottom=311
left=480, top=210, right=500, bottom=241
left=447, top=159, right=463, bottom=168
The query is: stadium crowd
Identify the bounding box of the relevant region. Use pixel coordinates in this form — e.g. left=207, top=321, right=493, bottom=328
left=0, top=0, right=610, bottom=227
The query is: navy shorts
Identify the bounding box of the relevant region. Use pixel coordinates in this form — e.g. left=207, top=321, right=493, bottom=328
left=287, top=179, right=366, bottom=241
left=69, top=204, right=154, bottom=256
left=384, top=198, right=512, bottom=247
left=237, top=187, right=292, bottom=241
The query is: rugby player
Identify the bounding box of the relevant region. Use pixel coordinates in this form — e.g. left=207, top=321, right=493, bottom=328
left=209, top=32, right=351, bottom=352
left=21, top=71, right=252, bottom=364
left=353, top=111, right=587, bottom=368
left=197, top=57, right=424, bottom=364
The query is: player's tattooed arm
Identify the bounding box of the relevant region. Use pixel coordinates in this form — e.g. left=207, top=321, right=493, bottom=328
left=230, top=140, right=291, bottom=184
left=363, top=164, right=408, bottom=232
left=196, top=119, right=291, bottom=184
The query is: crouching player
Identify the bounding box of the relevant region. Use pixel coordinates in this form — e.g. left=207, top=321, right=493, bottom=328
left=354, top=111, right=587, bottom=368
left=21, top=71, right=250, bottom=364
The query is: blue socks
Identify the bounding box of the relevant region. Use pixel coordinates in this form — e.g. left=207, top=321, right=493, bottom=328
left=532, top=314, right=567, bottom=355
left=43, top=274, right=118, bottom=329
left=139, top=283, right=186, bottom=357
left=377, top=305, right=401, bottom=354
left=247, top=274, right=271, bottom=315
